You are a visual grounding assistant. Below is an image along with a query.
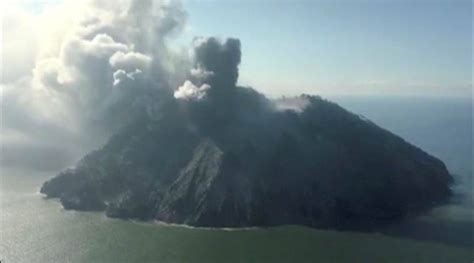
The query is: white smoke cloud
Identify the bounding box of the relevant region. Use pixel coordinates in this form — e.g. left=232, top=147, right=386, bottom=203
left=112, top=69, right=143, bottom=86
left=174, top=80, right=210, bottom=101
left=190, top=67, right=214, bottom=81
left=1, top=0, right=189, bottom=170
left=1, top=2, right=259, bottom=171
left=274, top=96, right=311, bottom=112
left=109, top=51, right=152, bottom=72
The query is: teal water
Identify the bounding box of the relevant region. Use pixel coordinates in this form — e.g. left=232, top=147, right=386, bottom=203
left=1, top=169, right=472, bottom=263
left=1, top=97, right=473, bottom=262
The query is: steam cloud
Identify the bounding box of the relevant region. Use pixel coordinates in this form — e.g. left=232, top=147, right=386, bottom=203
left=174, top=81, right=210, bottom=101
left=1, top=0, right=189, bottom=170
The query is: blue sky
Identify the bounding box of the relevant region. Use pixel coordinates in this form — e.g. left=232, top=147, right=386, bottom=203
left=15, top=0, right=473, bottom=97
left=182, top=0, right=472, bottom=97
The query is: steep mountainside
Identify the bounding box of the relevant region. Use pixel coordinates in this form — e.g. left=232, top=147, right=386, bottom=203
left=41, top=38, right=453, bottom=229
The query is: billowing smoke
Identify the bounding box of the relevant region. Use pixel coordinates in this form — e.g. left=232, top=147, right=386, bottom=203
left=170, top=37, right=274, bottom=137
left=174, top=81, right=210, bottom=101
left=192, top=37, right=241, bottom=103
left=1, top=0, right=261, bottom=171
left=1, top=0, right=189, bottom=170
left=174, top=37, right=241, bottom=102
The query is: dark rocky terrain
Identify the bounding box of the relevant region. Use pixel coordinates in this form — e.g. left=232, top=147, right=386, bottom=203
left=41, top=38, right=453, bottom=229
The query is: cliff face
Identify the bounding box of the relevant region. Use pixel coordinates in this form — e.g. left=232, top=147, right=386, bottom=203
left=41, top=95, right=453, bottom=229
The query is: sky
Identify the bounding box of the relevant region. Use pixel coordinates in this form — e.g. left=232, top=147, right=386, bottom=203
left=3, top=0, right=472, bottom=97
left=181, top=0, right=472, bottom=97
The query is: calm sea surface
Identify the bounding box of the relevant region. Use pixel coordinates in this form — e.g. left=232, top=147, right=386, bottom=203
left=1, top=96, right=472, bottom=262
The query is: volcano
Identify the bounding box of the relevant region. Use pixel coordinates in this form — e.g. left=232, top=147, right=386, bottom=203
left=41, top=38, right=452, bottom=229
